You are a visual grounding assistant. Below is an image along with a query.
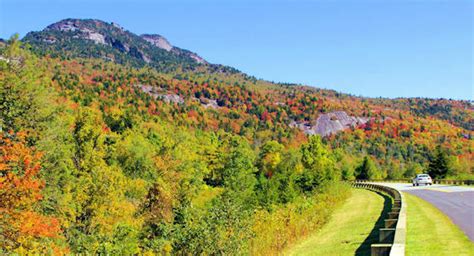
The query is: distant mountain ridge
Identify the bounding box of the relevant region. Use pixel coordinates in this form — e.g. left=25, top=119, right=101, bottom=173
left=15, top=18, right=474, bottom=131
left=22, top=18, right=225, bottom=73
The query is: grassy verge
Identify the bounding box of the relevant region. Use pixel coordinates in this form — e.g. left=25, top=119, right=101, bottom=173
left=250, top=182, right=351, bottom=255
left=285, top=188, right=389, bottom=256
left=405, top=193, right=474, bottom=256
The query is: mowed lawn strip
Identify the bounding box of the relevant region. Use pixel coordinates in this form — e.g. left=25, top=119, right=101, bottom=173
left=285, top=188, right=387, bottom=256
left=405, top=193, right=474, bottom=256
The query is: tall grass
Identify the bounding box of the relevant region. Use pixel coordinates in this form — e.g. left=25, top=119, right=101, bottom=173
left=250, top=182, right=351, bottom=255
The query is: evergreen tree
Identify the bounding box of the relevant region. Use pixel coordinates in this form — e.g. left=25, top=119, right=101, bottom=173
left=355, top=156, right=380, bottom=180
left=427, top=146, right=450, bottom=179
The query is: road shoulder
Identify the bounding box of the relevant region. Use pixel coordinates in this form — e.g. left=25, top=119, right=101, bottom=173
left=405, top=193, right=474, bottom=256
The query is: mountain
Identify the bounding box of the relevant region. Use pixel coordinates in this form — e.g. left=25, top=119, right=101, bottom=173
left=23, top=19, right=212, bottom=72
left=13, top=18, right=474, bottom=137
left=1, top=17, right=473, bottom=255
left=19, top=18, right=474, bottom=134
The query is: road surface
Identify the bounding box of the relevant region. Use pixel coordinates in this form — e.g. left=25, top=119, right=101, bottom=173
left=374, top=183, right=474, bottom=242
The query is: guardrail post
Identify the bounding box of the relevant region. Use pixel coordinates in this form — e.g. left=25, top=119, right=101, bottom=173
left=371, top=244, right=392, bottom=256
left=393, top=200, right=401, bottom=208
left=379, top=228, right=396, bottom=243
left=384, top=219, right=397, bottom=228
left=391, top=207, right=401, bottom=213
left=388, top=212, right=399, bottom=219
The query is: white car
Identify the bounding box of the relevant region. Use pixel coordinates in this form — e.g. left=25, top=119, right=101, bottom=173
left=413, top=174, right=432, bottom=186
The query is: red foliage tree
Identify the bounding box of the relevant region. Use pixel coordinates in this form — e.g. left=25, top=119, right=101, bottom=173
left=0, top=132, right=64, bottom=253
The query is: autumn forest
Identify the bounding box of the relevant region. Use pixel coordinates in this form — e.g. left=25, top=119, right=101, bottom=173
left=0, top=18, right=473, bottom=255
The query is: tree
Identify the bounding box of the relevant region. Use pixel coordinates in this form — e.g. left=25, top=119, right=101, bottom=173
left=221, top=136, right=257, bottom=207
left=0, top=35, right=55, bottom=139
left=255, top=140, right=285, bottom=207
left=0, top=132, right=64, bottom=254
left=116, top=131, right=157, bottom=180
left=403, top=162, right=423, bottom=178
left=172, top=137, right=256, bottom=255
left=174, top=193, right=254, bottom=255
left=427, top=146, right=450, bottom=179
left=355, top=156, right=381, bottom=180
left=386, top=161, right=404, bottom=180
left=298, top=135, right=338, bottom=192
left=257, top=140, right=284, bottom=178
left=272, top=149, right=301, bottom=203
left=44, top=108, right=140, bottom=254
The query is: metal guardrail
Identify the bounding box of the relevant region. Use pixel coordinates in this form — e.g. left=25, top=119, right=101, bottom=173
left=353, top=182, right=406, bottom=256
left=355, top=179, right=474, bottom=186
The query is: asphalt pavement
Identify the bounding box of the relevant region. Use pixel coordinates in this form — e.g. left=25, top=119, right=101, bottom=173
left=373, top=183, right=474, bottom=242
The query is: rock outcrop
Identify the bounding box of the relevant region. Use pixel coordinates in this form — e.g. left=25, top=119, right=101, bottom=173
left=159, top=94, right=184, bottom=104
left=291, top=111, right=368, bottom=136
left=141, top=34, right=173, bottom=51
left=141, top=34, right=207, bottom=64
left=135, top=84, right=184, bottom=104
left=46, top=19, right=107, bottom=45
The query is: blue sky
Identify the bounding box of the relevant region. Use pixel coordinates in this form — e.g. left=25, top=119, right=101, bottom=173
left=1, top=0, right=472, bottom=99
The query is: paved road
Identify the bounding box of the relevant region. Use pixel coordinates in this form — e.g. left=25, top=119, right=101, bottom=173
left=374, top=183, right=474, bottom=241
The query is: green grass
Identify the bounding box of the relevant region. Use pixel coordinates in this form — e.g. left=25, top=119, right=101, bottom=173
left=405, top=193, right=474, bottom=256
left=285, top=188, right=389, bottom=256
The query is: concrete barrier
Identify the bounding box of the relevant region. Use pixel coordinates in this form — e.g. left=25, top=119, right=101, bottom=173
left=352, top=182, right=406, bottom=256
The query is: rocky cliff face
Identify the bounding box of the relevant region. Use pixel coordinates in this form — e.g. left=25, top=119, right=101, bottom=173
left=291, top=111, right=368, bottom=136
left=314, top=111, right=368, bottom=136
left=141, top=34, right=207, bottom=64
left=45, top=19, right=110, bottom=45
left=141, top=34, right=173, bottom=51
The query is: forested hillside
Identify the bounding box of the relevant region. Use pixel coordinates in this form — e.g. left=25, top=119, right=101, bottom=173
left=0, top=18, right=472, bottom=254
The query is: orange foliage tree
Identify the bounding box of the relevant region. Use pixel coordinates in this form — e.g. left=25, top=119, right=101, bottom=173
left=0, top=132, right=65, bottom=253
